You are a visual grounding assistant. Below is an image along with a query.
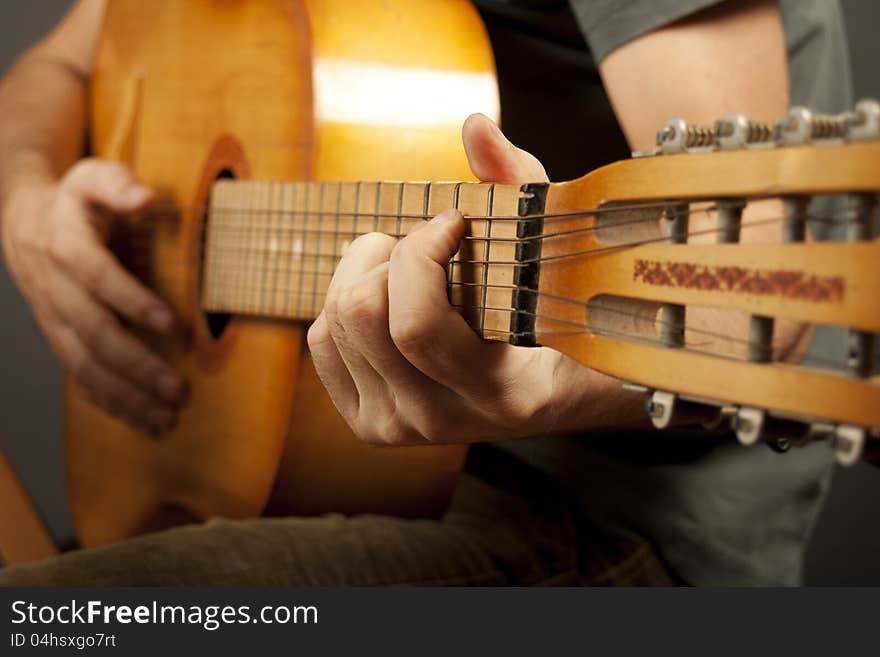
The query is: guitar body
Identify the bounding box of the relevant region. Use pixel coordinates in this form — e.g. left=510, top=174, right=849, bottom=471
left=68, top=0, right=493, bottom=547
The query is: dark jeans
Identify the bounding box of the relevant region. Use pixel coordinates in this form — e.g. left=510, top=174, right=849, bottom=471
left=0, top=446, right=673, bottom=586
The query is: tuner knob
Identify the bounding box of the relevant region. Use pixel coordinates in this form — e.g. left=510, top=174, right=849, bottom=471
left=657, top=118, right=716, bottom=154
left=834, top=425, right=866, bottom=467
left=714, top=113, right=773, bottom=150
left=733, top=407, right=766, bottom=446
left=776, top=107, right=813, bottom=145
left=647, top=390, right=677, bottom=429
left=846, top=98, right=880, bottom=141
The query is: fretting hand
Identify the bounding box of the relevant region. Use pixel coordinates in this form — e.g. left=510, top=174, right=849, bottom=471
left=308, top=114, right=635, bottom=445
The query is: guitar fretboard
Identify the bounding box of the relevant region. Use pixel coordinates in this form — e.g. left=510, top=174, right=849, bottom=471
left=201, top=180, right=527, bottom=341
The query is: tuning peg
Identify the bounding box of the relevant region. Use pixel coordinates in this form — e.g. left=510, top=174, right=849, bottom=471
left=776, top=106, right=848, bottom=145
left=657, top=118, right=716, bottom=154
left=714, top=113, right=773, bottom=150
left=846, top=99, right=879, bottom=141
left=631, top=386, right=725, bottom=429
left=834, top=425, right=866, bottom=466
left=733, top=408, right=816, bottom=451
left=733, top=407, right=765, bottom=445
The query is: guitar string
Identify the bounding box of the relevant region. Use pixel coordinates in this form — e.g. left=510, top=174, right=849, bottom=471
left=135, top=194, right=875, bottom=224
left=153, top=209, right=866, bottom=345
left=131, top=211, right=853, bottom=280
left=197, top=260, right=855, bottom=373
left=203, top=292, right=847, bottom=371
left=118, top=199, right=871, bottom=372
left=451, top=304, right=843, bottom=369
left=119, top=199, right=719, bottom=255
left=118, top=202, right=871, bottom=262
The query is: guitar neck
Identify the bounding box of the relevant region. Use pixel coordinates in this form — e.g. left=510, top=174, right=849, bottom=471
left=201, top=179, right=543, bottom=342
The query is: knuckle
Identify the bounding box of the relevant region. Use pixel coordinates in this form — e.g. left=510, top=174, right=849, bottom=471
left=365, top=416, right=409, bottom=446
left=337, top=279, right=386, bottom=327
left=47, top=232, right=73, bottom=265
left=407, top=408, right=448, bottom=444
left=306, top=319, right=331, bottom=351
left=65, top=157, right=99, bottom=182
left=77, top=312, right=112, bottom=350
left=389, top=310, right=434, bottom=354
left=348, top=231, right=396, bottom=255
left=80, top=255, right=109, bottom=292
left=99, top=165, right=132, bottom=193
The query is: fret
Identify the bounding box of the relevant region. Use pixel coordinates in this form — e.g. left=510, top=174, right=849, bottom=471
left=292, top=182, right=310, bottom=317
left=450, top=182, right=494, bottom=335
left=395, top=183, right=404, bottom=239
left=400, top=183, right=429, bottom=236
left=202, top=182, right=224, bottom=310
left=312, top=182, right=336, bottom=316
left=231, top=180, right=249, bottom=313
left=337, top=181, right=361, bottom=260
left=357, top=182, right=380, bottom=238
left=203, top=180, right=526, bottom=338
left=482, top=186, right=494, bottom=336
left=258, top=181, right=272, bottom=315
left=484, top=184, right=521, bottom=341
left=245, top=181, right=261, bottom=314
left=425, top=181, right=461, bottom=314
left=399, top=182, right=430, bottom=256
left=266, top=181, right=283, bottom=316
left=377, top=182, right=403, bottom=237
left=280, top=182, right=296, bottom=317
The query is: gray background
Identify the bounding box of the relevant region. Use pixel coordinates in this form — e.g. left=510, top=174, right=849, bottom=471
left=0, top=1, right=877, bottom=584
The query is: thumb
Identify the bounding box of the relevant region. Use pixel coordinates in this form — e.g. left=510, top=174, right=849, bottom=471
left=62, top=159, right=155, bottom=214
left=462, top=113, right=549, bottom=184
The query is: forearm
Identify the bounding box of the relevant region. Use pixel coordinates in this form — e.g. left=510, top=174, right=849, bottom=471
left=0, top=48, right=88, bottom=216
left=0, top=0, right=105, bottom=224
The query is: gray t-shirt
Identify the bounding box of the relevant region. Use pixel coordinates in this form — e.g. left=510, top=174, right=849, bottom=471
left=472, top=0, right=853, bottom=585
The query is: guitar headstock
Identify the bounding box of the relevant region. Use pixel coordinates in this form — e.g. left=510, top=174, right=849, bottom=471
left=533, top=99, right=880, bottom=465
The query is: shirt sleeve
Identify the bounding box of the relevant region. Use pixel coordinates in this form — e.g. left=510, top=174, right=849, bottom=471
left=570, top=0, right=724, bottom=62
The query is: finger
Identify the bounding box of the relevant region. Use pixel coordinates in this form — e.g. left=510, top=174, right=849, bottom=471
left=324, top=233, right=397, bottom=400
left=337, top=262, right=435, bottom=391
left=389, top=209, right=503, bottom=395
left=44, top=316, right=176, bottom=434
left=46, top=268, right=186, bottom=406
left=307, top=312, right=359, bottom=423
left=462, top=113, right=549, bottom=184
left=61, top=158, right=155, bottom=214
left=48, top=227, right=175, bottom=333
left=338, top=262, right=456, bottom=435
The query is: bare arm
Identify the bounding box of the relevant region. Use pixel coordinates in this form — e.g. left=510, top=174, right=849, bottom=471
left=601, top=0, right=805, bottom=362
left=0, top=0, right=105, bottom=209
left=0, top=0, right=186, bottom=435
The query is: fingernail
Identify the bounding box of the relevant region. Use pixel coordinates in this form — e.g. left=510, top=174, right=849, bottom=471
left=147, top=307, right=173, bottom=333
left=429, top=209, right=459, bottom=225
left=126, top=184, right=152, bottom=204
left=157, top=373, right=184, bottom=403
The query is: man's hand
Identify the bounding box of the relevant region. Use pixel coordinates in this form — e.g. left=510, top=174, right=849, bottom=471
left=1, top=159, right=185, bottom=434
left=308, top=115, right=635, bottom=445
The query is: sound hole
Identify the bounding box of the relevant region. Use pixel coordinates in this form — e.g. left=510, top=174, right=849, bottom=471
left=202, top=168, right=234, bottom=339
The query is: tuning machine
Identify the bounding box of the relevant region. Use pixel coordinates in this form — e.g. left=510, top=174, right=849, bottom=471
left=627, top=385, right=728, bottom=430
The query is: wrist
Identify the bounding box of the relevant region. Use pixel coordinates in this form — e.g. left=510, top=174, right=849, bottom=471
left=546, top=354, right=649, bottom=434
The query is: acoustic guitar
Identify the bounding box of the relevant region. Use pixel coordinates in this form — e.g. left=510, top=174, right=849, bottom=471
left=69, top=0, right=880, bottom=549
